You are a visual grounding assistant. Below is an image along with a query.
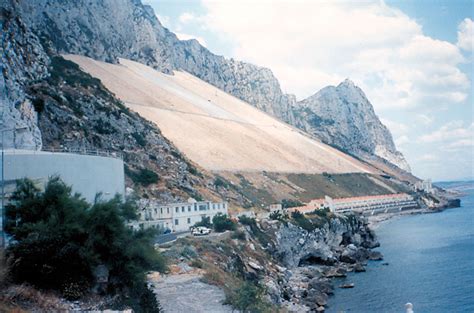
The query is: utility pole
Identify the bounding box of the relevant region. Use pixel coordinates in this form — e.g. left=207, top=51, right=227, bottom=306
left=1, top=126, right=28, bottom=248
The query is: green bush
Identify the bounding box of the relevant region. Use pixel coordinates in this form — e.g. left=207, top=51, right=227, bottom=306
left=126, top=166, right=159, bottom=186
left=227, top=282, right=267, bottom=313
left=281, top=199, right=303, bottom=209
left=291, top=211, right=317, bottom=232
left=231, top=230, right=246, bottom=241
left=212, top=213, right=236, bottom=232
left=131, top=132, right=147, bottom=147
left=193, top=216, right=212, bottom=228
left=5, top=177, right=164, bottom=312
left=269, top=210, right=288, bottom=222
left=213, top=176, right=230, bottom=189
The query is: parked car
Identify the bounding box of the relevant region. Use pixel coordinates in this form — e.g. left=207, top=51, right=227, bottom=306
left=191, top=226, right=211, bottom=236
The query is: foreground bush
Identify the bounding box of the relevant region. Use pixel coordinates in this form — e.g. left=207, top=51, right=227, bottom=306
left=5, top=177, right=164, bottom=312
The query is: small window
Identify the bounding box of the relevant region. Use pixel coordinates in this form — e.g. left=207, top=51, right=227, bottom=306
left=187, top=218, right=191, bottom=224
left=175, top=219, right=179, bottom=225
left=154, top=208, right=157, bottom=214
left=160, top=208, right=163, bottom=214
left=182, top=207, right=185, bottom=212
left=194, top=205, right=197, bottom=211
left=167, top=208, right=170, bottom=214
left=188, top=206, right=191, bottom=212
left=175, top=207, right=179, bottom=213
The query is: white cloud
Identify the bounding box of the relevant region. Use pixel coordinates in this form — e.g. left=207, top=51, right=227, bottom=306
left=419, top=121, right=473, bottom=143
left=200, top=0, right=470, bottom=110
left=380, top=118, right=409, bottom=136
left=395, top=135, right=410, bottom=147
left=416, top=114, right=434, bottom=126
left=178, top=12, right=196, bottom=24
left=175, top=32, right=207, bottom=47
left=457, top=18, right=474, bottom=51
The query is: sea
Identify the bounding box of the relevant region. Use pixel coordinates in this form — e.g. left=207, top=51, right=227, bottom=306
left=326, top=181, right=474, bottom=313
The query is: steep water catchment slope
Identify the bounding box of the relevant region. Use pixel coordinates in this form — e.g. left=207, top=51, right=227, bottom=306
left=64, top=55, right=373, bottom=174
left=15, top=0, right=410, bottom=173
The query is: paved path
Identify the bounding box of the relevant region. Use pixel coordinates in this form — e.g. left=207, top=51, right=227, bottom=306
left=150, top=273, right=233, bottom=313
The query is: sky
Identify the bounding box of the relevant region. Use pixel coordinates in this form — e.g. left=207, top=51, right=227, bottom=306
left=144, top=0, right=474, bottom=182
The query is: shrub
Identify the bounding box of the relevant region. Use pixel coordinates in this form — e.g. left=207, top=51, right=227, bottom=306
left=212, top=213, right=236, bottom=232
left=291, top=211, right=317, bottom=232
left=281, top=199, right=303, bottom=209
left=269, top=210, right=288, bottom=222
left=131, top=132, right=147, bottom=147
left=231, top=230, right=246, bottom=241
left=126, top=166, right=159, bottom=186
left=5, top=177, right=164, bottom=312
left=213, top=176, right=229, bottom=189
left=193, top=216, right=212, bottom=228
left=227, top=282, right=267, bottom=313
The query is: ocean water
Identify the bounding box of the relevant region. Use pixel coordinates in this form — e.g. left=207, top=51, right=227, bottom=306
left=327, top=181, right=474, bottom=313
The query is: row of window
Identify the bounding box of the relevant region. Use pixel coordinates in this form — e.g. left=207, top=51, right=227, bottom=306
left=150, top=203, right=227, bottom=215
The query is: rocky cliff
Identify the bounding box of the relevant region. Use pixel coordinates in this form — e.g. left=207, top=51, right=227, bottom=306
left=294, top=79, right=411, bottom=172
left=0, top=6, right=46, bottom=149
left=6, top=0, right=409, bottom=171
left=163, top=212, right=381, bottom=312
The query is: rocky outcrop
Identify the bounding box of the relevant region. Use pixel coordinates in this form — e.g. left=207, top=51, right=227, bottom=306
left=1, top=6, right=47, bottom=149
left=295, top=79, right=411, bottom=171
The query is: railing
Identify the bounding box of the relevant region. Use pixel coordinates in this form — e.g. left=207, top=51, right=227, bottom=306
left=4, top=148, right=123, bottom=160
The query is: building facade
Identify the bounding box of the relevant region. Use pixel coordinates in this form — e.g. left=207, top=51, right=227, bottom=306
left=289, top=193, right=418, bottom=216
left=135, top=198, right=228, bottom=232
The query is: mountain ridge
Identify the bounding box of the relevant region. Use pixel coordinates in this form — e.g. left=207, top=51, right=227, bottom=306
left=10, top=0, right=409, bottom=172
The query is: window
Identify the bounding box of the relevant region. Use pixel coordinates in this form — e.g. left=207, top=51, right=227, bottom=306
left=199, top=204, right=207, bottom=211
left=154, top=208, right=157, bottom=214
left=187, top=218, right=191, bottom=224
left=167, top=208, right=170, bottom=214
left=175, top=207, right=179, bottom=213
left=194, top=205, right=197, bottom=211
left=160, top=208, right=163, bottom=214
left=213, top=204, right=216, bottom=209
left=182, top=207, right=185, bottom=212
left=188, top=206, right=191, bottom=212
left=175, top=219, right=179, bottom=225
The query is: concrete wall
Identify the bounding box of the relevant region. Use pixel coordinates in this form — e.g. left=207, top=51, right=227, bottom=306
left=2, top=149, right=125, bottom=203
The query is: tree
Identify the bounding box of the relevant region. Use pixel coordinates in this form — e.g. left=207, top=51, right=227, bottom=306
left=212, top=213, right=236, bottom=232
left=5, top=177, right=164, bottom=312
left=193, top=216, right=212, bottom=228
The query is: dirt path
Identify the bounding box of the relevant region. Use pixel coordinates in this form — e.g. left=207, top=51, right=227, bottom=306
left=149, top=273, right=233, bottom=313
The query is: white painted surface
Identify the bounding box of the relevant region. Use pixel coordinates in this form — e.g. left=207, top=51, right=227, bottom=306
left=2, top=149, right=125, bottom=203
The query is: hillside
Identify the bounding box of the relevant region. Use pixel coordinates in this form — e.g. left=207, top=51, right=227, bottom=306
left=64, top=55, right=373, bottom=174
left=14, top=0, right=410, bottom=172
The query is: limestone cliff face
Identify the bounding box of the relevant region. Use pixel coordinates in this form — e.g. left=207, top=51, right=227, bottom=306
left=0, top=6, right=47, bottom=149
left=10, top=0, right=408, bottom=171
left=15, top=0, right=296, bottom=124
left=294, top=80, right=411, bottom=172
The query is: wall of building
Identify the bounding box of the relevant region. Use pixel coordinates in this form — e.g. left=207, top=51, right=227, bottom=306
left=2, top=149, right=125, bottom=203
left=136, top=199, right=228, bottom=232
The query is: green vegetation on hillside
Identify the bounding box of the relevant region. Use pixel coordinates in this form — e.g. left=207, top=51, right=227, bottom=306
left=5, top=177, right=165, bottom=312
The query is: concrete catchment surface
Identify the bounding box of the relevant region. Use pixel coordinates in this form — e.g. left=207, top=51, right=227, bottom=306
left=64, top=54, right=373, bottom=174
left=2, top=149, right=124, bottom=203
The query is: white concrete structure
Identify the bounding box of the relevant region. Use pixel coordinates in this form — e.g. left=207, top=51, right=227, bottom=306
left=1, top=149, right=125, bottom=203
left=414, top=179, right=433, bottom=193
left=1, top=149, right=125, bottom=246
left=135, top=198, right=228, bottom=232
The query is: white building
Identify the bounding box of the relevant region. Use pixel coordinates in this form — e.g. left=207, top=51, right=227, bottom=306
left=134, top=198, right=228, bottom=232
left=289, top=193, right=418, bottom=216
